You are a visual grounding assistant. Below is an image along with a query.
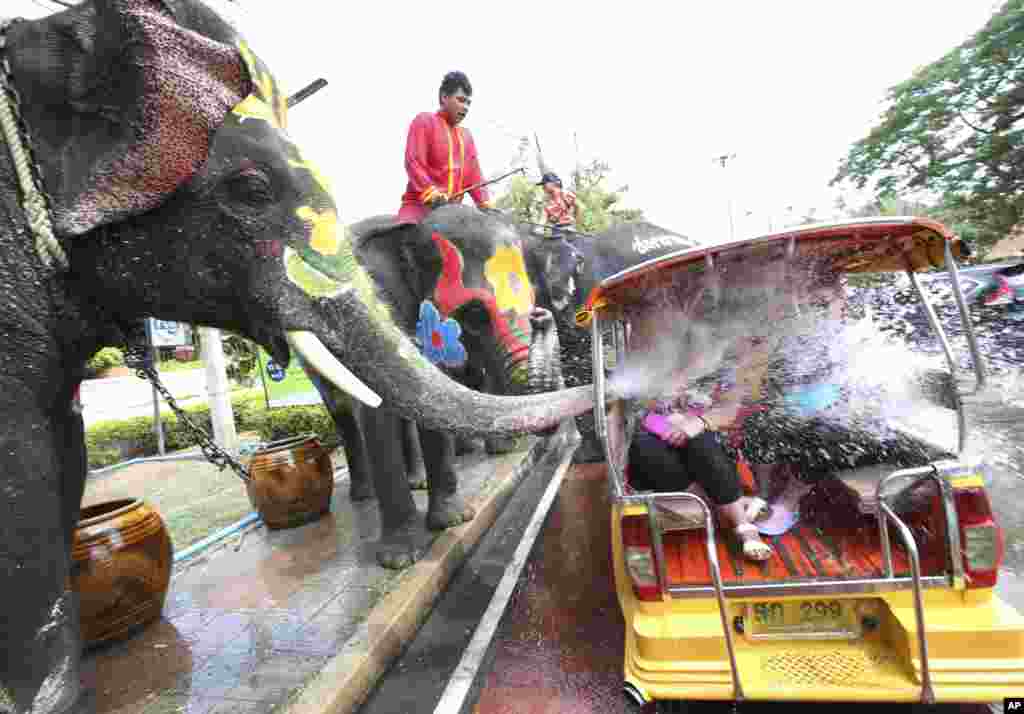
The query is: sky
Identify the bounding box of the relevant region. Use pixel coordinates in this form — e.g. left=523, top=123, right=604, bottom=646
left=12, top=0, right=1003, bottom=244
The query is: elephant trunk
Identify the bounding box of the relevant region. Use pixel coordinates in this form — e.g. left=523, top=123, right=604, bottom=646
left=527, top=307, right=563, bottom=393
left=310, top=288, right=595, bottom=440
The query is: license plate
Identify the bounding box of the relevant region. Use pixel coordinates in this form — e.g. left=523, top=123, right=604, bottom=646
left=746, top=599, right=862, bottom=640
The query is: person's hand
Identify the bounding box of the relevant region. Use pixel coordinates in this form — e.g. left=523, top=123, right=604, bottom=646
left=664, top=413, right=705, bottom=447
left=427, top=193, right=449, bottom=208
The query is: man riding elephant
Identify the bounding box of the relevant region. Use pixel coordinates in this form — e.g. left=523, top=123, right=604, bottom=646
left=305, top=205, right=566, bottom=569
left=398, top=71, right=497, bottom=224
left=0, top=4, right=596, bottom=712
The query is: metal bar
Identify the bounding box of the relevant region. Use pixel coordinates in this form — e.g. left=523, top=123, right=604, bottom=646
left=664, top=575, right=951, bottom=599
left=879, top=510, right=894, bottom=578
left=880, top=501, right=935, bottom=704
left=931, top=460, right=971, bottom=589
left=286, top=78, right=327, bottom=108
left=944, top=240, right=987, bottom=394
left=592, top=313, right=623, bottom=499
left=652, top=491, right=743, bottom=700
left=646, top=496, right=670, bottom=601
left=877, top=465, right=937, bottom=579
left=906, top=268, right=967, bottom=454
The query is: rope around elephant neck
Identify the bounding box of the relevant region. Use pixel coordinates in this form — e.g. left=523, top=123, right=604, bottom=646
left=0, top=18, right=68, bottom=271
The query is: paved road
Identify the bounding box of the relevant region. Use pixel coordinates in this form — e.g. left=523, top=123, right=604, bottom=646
left=360, top=459, right=1018, bottom=714
left=79, top=369, right=215, bottom=426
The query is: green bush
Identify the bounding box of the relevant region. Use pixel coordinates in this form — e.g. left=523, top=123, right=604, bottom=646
left=86, top=347, right=125, bottom=376
left=85, top=392, right=337, bottom=469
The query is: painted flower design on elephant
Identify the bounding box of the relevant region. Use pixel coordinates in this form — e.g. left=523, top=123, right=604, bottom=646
left=417, top=300, right=468, bottom=369
left=484, top=245, right=534, bottom=316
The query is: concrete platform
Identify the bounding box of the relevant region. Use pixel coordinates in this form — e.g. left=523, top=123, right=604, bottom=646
left=82, top=424, right=578, bottom=714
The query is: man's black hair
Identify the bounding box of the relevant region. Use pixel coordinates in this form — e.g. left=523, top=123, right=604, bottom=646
left=439, top=71, right=472, bottom=103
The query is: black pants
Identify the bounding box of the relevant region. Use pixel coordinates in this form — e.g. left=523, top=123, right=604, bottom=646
left=628, top=429, right=742, bottom=504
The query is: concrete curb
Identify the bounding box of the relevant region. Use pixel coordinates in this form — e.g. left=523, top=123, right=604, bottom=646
left=280, top=422, right=578, bottom=714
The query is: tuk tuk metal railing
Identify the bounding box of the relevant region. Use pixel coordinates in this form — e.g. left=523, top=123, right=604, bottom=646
left=590, top=236, right=989, bottom=705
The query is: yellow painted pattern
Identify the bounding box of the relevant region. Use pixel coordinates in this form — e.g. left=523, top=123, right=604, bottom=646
left=288, top=157, right=333, bottom=196
left=444, top=118, right=455, bottom=197
left=233, top=41, right=288, bottom=130
left=296, top=206, right=340, bottom=256
left=484, top=245, right=534, bottom=316
left=284, top=248, right=342, bottom=297
left=456, top=127, right=465, bottom=195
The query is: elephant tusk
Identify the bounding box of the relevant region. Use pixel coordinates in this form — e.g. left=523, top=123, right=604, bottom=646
left=286, top=331, right=382, bottom=408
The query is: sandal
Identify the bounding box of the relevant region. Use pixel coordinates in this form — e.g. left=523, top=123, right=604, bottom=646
left=735, top=523, right=773, bottom=561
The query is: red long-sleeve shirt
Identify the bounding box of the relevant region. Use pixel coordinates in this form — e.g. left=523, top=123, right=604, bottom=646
left=398, top=110, right=493, bottom=224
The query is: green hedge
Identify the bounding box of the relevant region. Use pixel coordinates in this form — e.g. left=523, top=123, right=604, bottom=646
left=85, top=392, right=337, bottom=469
left=85, top=347, right=125, bottom=377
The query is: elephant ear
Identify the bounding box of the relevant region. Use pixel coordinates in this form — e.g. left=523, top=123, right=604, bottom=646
left=9, top=0, right=254, bottom=236
left=352, top=218, right=443, bottom=316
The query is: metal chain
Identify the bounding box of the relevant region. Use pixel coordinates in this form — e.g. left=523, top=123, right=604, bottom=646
left=123, top=340, right=252, bottom=483
left=0, top=18, right=69, bottom=270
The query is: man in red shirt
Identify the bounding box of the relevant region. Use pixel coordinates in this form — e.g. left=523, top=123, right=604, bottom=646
left=398, top=71, right=496, bottom=224
left=538, top=171, right=580, bottom=239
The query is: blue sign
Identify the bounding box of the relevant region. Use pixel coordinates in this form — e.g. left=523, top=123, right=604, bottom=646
left=266, top=359, right=286, bottom=382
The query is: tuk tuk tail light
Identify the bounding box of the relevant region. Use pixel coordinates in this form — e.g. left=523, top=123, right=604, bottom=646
left=621, top=514, right=661, bottom=601
left=954, top=486, right=1004, bottom=588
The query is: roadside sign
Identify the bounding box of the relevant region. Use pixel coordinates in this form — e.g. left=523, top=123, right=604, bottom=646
left=148, top=319, right=191, bottom=347
left=255, top=347, right=324, bottom=408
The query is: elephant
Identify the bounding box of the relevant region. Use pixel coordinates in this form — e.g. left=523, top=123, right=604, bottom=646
left=0, top=3, right=595, bottom=712
left=304, top=206, right=566, bottom=569
left=523, top=222, right=699, bottom=462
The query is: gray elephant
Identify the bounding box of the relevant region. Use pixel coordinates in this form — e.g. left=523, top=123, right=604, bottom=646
left=524, top=223, right=699, bottom=462
left=0, top=3, right=594, bottom=712
left=304, top=206, right=565, bottom=568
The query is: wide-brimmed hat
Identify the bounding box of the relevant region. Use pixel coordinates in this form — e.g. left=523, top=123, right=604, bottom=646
left=536, top=172, right=562, bottom=187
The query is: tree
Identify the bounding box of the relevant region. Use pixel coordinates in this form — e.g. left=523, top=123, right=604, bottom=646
left=495, top=159, right=644, bottom=234
left=831, top=0, right=1024, bottom=255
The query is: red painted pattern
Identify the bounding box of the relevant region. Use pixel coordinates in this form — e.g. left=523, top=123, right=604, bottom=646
left=430, top=232, right=531, bottom=366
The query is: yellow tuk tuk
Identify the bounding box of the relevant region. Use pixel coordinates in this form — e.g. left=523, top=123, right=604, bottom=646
left=578, top=217, right=1024, bottom=708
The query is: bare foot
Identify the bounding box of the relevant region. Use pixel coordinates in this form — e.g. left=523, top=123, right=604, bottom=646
left=735, top=523, right=773, bottom=561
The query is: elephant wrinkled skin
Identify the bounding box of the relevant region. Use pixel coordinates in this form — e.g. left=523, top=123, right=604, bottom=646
left=0, top=3, right=593, bottom=712
left=305, top=207, right=566, bottom=569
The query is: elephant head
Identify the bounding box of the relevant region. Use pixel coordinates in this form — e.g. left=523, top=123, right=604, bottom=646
left=1, top=3, right=593, bottom=711
left=352, top=206, right=564, bottom=396
left=524, top=222, right=700, bottom=325
left=7, top=1, right=594, bottom=438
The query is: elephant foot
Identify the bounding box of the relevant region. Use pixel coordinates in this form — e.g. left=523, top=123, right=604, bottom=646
left=426, top=494, right=476, bottom=531
left=485, top=435, right=526, bottom=455
left=376, top=521, right=420, bottom=570
left=349, top=478, right=375, bottom=502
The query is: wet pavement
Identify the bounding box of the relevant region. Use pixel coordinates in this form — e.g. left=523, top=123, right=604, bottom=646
left=79, top=427, right=574, bottom=714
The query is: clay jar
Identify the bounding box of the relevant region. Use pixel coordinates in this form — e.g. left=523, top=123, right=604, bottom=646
left=246, top=433, right=334, bottom=530
left=71, top=498, right=174, bottom=648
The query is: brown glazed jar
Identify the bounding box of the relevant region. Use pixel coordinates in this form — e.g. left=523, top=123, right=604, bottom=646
left=71, top=498, right=174, bottom=648
left=246, top=433, right=334, bottom=530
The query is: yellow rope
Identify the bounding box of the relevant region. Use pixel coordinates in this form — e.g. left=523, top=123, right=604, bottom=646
left=0, top=68, right=68, bottom=270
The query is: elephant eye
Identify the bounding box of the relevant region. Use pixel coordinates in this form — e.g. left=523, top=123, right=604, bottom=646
left=224, top=168, right=274, bottom=207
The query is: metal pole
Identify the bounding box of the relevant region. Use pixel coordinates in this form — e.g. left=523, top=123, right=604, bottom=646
left=714, top=153, right=736, bottom=240
left=200, top=327, right=239, bottom=457
left=145, top=319, right=166, bottom=456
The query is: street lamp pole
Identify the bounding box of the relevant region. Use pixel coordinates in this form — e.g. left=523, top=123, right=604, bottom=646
left=713, top=153, right=737, bottom=240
